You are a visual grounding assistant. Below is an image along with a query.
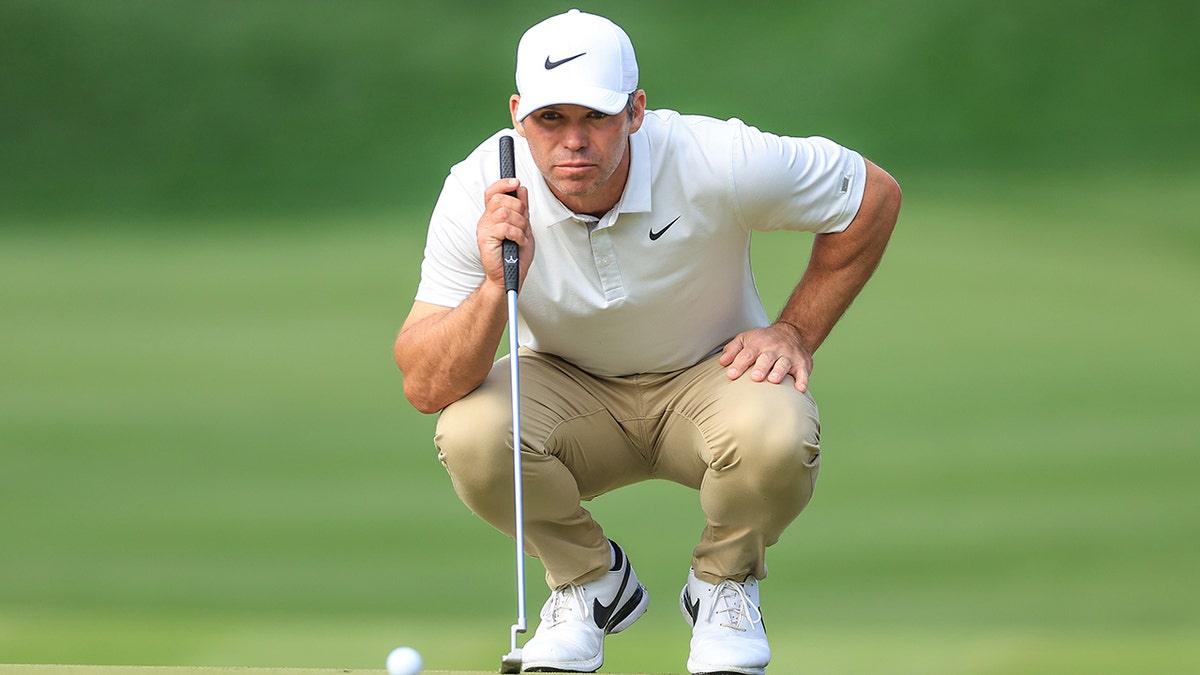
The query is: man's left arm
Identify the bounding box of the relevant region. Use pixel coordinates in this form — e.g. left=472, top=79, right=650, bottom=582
left=720, top=158, right=902, bottom=391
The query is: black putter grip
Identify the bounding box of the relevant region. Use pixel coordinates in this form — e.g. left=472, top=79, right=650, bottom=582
left=499, top=136, right=519, bottom=293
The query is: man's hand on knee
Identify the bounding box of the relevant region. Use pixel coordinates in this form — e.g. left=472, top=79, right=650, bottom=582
left=718, top=323, right=814, bottom=392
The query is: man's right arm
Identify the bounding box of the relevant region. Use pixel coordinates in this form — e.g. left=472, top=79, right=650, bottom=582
left=395, top=177, right=532, bottom=414
left=394, top=291, right=508, bottom=414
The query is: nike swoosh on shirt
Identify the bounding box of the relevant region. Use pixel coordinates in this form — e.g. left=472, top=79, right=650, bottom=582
left=544, top=53, right=586, bottom=69
left=649, top=216, right=681, bottom=241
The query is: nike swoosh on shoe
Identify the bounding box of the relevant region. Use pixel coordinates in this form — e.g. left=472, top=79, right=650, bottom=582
left=592, top=563, right=632, bottom=631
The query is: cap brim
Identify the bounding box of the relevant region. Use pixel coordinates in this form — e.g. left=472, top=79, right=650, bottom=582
left=515, top=85, right=628, bottom=121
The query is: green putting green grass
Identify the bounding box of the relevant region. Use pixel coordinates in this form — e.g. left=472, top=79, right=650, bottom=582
left=2, top=3, right=1198, bottom=673
left=2, top=168, right=1198, bottom=674
left=1, top=668, right=586, bottom=675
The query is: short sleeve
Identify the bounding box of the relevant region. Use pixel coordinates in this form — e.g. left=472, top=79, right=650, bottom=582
left=731, top=121, right=866, bottom=234
left=413, top=171, right=487, bottom=308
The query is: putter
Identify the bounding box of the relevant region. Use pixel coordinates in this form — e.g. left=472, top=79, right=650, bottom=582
left=498, top=135, right=527, bottom=674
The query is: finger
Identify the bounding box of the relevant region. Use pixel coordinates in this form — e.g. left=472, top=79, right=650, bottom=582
left=764, top=356, right=792, bottom=384
left=750, top=352, right=784, bottom=383
left=718, top=337, right=743, bottom=367
left=486, top=178, right=521, bottom=202
left=482, top=220, right=527, bottom=253
left=725, top=346, right=760, bottom=380
left=792, top=359, right=811, bottom=393
left=499, top=181, right=527, bottom=214
left=506, top=186, right=531, bottom=243
left=484, top=181, right=525, bottom=220
left=486, top=203, right=531, bottom=247
left=496, top=221, right=529, bottom=247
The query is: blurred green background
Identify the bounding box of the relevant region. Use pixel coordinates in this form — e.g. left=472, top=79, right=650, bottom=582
left=2, top=1, right=1197, bottom=673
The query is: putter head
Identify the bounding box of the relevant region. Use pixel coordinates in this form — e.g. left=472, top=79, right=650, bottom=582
left=499, top=648, right=522, bottom=673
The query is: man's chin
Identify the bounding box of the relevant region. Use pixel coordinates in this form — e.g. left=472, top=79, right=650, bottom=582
left=548, top=178, right=599, bottom=198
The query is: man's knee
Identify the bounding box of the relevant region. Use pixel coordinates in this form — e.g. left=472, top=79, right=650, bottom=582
left=435, top=383, right=512, bottom=492
left=712, top=389, right=820, bottom=475
left=737, top=423, right=819, bottom=493
left=699, top=390, right=822, bottom=552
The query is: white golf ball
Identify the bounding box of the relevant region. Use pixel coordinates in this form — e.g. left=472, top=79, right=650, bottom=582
left=385, top=646, right=422, bottom=675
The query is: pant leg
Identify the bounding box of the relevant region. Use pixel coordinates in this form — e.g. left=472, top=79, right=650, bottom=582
left=649, top=355, right=823, bottom=584
left=435, top=350, right=651, bottom=589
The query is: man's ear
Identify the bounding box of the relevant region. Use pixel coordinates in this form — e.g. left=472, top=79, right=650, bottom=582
left=628, top=89, right=647, bottom=135
left=509, top=95, right=527, bottom=137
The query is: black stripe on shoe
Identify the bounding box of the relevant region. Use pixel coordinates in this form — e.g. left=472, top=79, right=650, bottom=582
left=607, top=583, right=646, bottom=632
left=683, top=587, right=700, bottom=626
left=609, top=539, right=625, bottom=571
left=592, top=560, right=632, bottom=631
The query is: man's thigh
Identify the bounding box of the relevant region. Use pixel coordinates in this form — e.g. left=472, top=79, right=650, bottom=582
left=508, top=349, right=654, bottom=499
left=647, top=354, right=822, bottom=489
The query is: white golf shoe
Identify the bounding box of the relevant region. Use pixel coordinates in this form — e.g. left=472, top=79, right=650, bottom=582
left=680, top=569, right=770, bottom=675
left=521, top=540, right=649, bottom=673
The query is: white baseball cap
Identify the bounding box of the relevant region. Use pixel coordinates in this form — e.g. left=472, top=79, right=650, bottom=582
left=513, top=9, right=638, bottom=121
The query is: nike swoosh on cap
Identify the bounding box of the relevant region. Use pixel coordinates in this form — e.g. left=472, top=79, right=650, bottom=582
left=545, top=52, right=586, bottom=69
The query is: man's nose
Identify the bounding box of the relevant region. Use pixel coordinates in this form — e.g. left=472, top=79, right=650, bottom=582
left=561, top=124, right=588, bottom=150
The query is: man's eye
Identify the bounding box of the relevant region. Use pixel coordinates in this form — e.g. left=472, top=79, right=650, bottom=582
left=539, top=112, right=562, bottom=121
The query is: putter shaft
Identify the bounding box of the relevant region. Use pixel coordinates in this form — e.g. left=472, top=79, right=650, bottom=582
left=507, top=288, right=527, bottom=653
left=498, top=133, right=525, bottom=674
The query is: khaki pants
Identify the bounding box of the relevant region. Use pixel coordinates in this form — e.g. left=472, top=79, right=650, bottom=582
left=435, top=349, right=822, bottom=589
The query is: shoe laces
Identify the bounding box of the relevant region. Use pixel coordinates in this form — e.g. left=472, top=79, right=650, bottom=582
left=541, top=584, right=590, bottom=627
left=705, top=580, right=762, bottom=632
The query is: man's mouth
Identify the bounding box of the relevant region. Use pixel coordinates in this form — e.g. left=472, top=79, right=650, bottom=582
left=556, top=161, right=595, bottom=173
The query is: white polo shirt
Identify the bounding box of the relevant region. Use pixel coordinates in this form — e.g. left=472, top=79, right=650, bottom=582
left=415, top=109, right=866, bottom=377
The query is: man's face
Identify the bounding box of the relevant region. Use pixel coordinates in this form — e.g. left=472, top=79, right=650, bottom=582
left=510, top=92, right=645, bottom=215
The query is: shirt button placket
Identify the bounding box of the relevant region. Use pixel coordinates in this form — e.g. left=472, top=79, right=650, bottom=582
left=588, top=228, right=624, bottom=302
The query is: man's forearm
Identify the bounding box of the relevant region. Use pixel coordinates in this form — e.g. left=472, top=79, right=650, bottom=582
left=776, top=242, right=882, bottom=354
left=395, top=284, right=509, bottom=414
left=777, top=160, right=901, bottom=353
